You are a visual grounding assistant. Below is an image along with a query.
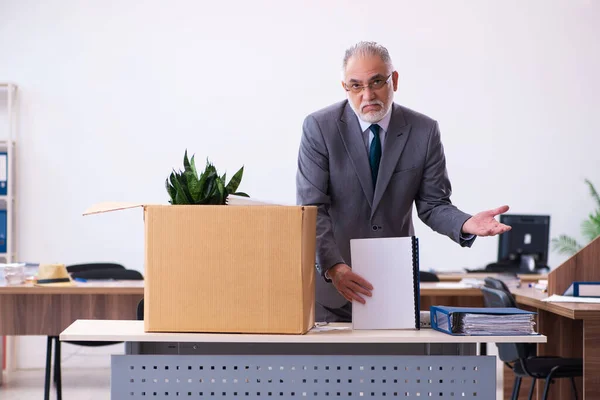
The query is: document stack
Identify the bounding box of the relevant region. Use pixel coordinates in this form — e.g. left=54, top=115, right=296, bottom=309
left=431, top=306, right=537, bottom=336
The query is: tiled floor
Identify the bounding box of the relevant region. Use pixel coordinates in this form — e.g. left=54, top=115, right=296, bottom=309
left=0, top=369, right=111, bottom=400
left=1, top=367, right=505, bottom=399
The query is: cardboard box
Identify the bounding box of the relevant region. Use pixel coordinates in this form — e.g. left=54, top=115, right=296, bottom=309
left=84, top=202, right=317, bottom=334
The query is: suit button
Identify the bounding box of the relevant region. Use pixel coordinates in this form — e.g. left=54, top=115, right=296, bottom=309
left=372, top=225, right=378, bottom=231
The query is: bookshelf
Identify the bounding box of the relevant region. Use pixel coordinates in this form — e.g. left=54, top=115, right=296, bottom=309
left=0, top=83, right=16, bottom=263
left=0, top=82, right=17, bottom=383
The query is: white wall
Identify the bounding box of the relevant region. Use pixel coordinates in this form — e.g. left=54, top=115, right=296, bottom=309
left=0, top=0, right=599, bottom=369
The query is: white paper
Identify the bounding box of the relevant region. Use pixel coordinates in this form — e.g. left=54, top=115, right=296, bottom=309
left=350, top=237, right=416, bottom=330
left=311, top=323, right=351, bottom=332
left=434, top=282, right=472, bottom=289
left=0, top=154, right=6, bottom=181
left=542, top=294, right=600, bottom=303
left=226, top=194, right=291, bottom=206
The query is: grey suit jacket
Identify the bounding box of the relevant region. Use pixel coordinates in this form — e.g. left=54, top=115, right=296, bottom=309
left=296, top=100, right=475, bottom=309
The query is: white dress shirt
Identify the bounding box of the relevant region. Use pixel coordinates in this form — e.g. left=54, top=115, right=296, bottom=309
left=354, top=107, right=393, bottom=152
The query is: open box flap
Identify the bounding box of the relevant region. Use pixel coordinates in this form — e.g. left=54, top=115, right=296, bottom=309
left=83, top=202, right=149, bottom=216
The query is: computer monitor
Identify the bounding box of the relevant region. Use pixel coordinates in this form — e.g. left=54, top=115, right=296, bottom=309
left=495, top=214, right=551, bottom=273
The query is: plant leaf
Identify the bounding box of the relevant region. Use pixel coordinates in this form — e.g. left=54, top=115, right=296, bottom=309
left=196, top=158, right=212, bottom=198
left=185, top=170, right=201, bottom=202
left=585, top=179, right=600, bottom=209
left=190, top=155, right=198, bottom=180
left=216, top=178, right=226, bottom=204
left=183, top=149, right=191, bottom=171
left=202, top=171, right=217, bottom=201
left=581, top=213, right=600, bottom=242
left=172, top=172, right=193, bottom=204
left=207, top=180, right=222, bottom=204
left=232, top=192, right=250, bottom=197
left=226, top=166, right=244, bottom=194
left=551, top=235, right=582, bottom=256
left=165, top=172, right=177, bottom=204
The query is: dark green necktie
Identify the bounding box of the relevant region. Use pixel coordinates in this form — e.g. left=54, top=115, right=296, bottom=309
left=369, top=124, right=382, bottom=186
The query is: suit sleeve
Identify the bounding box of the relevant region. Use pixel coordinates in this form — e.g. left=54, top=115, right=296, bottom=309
left=296, top=115, right=346, bottom=278
left=415, top=121, right=475, bottom=247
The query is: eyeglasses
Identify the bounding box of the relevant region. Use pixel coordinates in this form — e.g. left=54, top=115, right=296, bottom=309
left=344, top=74, right=392, bottom=94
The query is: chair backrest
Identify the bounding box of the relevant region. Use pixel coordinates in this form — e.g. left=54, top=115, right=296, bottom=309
left=481, top=285, right=512, bottom=307
left=483, top=277, right=517, bottom=307
left=483, top=277, right=509, bottom=292
left=66, top=263, right=126, bottom=273
left=480, top=286, right=529, bottom=362
left=137, top=298, right=144, bottom=320
left=70, top=269, right=144, bottom=280
left=419, top=271, right=440, bottom=282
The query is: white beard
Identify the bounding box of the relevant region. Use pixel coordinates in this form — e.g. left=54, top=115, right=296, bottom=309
left=349, top=90, right=394, bottom=123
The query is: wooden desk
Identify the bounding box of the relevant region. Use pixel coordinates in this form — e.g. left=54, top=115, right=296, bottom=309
left=513, top=287, right=600, bottom=319
left=419, top=282, right=484, bottom=310
left=438, top=272, right=546, bottom=283
left=0, top=281, right=144, bottom=336
left=0, top=282, right=476, bottom=336
left=512, top=287, right=600, bottom=399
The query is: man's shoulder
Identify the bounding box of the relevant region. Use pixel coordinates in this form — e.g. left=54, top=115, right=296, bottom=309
left=394, top=103, right=437, bottom=126
left=305, top=100, right=348, bottom=122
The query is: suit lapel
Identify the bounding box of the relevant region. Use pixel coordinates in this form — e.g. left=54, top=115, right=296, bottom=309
left=337, top=102, right=374, bottom=208
left=371, top=104, right=412, bottom=217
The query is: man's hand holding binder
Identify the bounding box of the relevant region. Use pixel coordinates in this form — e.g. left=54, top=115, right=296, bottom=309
left=327, top=263, right=373, bottom=304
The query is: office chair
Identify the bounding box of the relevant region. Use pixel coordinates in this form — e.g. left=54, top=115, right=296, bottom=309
left=44, top=263, right=143, bottom=400
left=65, top=262, right=126, bottom=273
left=419, top=271, right=440, bottom=282
left=483, top=276, right=538, bottom=356
left=484, top=277, right=516, bottom=305
left=137, top=298, right=144, bottom=321
left=70, top=268, right=145, bottom=281
left=481, top=287, right=582, bottom=400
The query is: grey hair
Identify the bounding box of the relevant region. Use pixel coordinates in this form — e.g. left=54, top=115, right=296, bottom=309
left=342, top=41, right=393, bottom=72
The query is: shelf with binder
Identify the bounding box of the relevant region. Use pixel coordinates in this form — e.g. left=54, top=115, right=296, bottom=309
left=0, top=82, right=17, bottom=382
left=0, top=141, right=15, bottom=264
left=0, top=86, right=17, bottom=266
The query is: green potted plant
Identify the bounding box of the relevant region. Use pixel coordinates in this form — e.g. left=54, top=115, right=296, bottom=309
left=551, top=179, right=600, bottom=256
left=165, top=150, right=249, bottom=205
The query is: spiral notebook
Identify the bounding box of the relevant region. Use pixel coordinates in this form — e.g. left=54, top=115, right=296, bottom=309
left=350, top=236, right=420, bottom=330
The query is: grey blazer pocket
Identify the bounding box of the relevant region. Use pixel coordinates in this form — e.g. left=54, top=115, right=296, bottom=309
left=391, top=166, right=420, bottom=177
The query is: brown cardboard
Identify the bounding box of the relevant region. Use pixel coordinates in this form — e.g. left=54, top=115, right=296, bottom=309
left=84, top=203, right=317, bottom=334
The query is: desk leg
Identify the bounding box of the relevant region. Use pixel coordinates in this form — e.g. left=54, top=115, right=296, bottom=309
left=0, top=335, right=3, bottom=385
left=584, top=319, right=600, bottom=398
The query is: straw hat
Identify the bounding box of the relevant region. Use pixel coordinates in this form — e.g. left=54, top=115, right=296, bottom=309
left=34, top=264, right=75, bottom=286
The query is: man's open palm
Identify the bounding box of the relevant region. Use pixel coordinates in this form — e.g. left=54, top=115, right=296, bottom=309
left=462, top=205, right=512, bottom=236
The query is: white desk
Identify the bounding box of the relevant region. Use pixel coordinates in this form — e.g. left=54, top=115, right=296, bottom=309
left=61, top=319, right=545, bottom=344
left=61, top=320, right=545, bottom=399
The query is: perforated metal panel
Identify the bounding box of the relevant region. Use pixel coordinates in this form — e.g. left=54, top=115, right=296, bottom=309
left=112, top=355, right=495, bottom=398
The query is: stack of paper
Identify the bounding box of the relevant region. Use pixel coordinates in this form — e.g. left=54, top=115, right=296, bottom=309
left=458, top=313, right=536, bottom=335
left=542, top=295, right=600, bottom=304
left=495, top=274, right=522, bottom=289
left=431, top=306, right=538, bottom=336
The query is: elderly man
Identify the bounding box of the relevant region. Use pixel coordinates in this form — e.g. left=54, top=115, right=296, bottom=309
left=296, top=41, right=511, bottom=322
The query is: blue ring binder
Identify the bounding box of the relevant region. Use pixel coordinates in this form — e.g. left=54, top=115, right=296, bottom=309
left=430, top=306, right=538, bottom=336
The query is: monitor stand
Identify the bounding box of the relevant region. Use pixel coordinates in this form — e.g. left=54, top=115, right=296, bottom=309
left=479, top=258, right=549, bottom=274
left=520, top=255, right=536, bottom=273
